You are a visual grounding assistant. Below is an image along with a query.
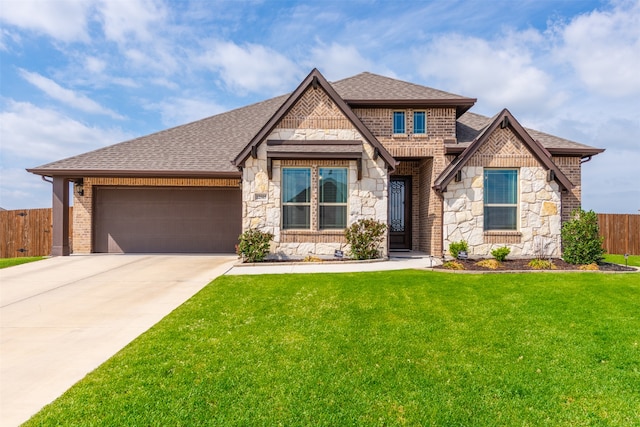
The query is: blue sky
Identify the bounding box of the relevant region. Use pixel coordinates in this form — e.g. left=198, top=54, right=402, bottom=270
left=1, top=0, right=639, bottom=213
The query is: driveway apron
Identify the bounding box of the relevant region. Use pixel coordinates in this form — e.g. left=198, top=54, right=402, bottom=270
left=0, top=254, right=236, bottom=427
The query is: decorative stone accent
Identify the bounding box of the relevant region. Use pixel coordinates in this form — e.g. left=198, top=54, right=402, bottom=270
left=242, top=125, right=388, bottom=259
left=443, top=165, right=562, bottom=258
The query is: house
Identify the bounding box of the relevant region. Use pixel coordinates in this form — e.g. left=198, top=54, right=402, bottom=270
left=28, top=69, right=603, bottom=259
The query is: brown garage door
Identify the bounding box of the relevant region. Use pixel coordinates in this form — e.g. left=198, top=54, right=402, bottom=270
left=94, top=187, right=241, bottom=253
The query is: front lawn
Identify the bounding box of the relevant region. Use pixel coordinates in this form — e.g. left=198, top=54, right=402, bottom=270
left=604, top=253, right=640, bottom=267
left=27, top=271, right=639, bottom=426
left=0, top=256, right=44, bottom=269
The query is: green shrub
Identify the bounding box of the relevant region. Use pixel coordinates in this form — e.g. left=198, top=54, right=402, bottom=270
left=237, top=229, right=274, bottom=262
left=491, top=246, right=511, bottom=262
left=344, top=219, right=387, bottom=260
left=448, top=240, right=468, bottom=259
left=561, top=209, right=605, bottom=265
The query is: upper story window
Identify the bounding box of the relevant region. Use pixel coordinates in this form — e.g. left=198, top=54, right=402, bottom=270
left=484, top=169, right=518, bottom=231
left=282, top=168, right=311, bottom=229
left=393, top=111, right=406, bottom=134
left=413, top=111, right=426, bottom=134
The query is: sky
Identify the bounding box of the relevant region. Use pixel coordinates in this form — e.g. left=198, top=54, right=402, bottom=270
left=1, top=0, right=639, bottom=213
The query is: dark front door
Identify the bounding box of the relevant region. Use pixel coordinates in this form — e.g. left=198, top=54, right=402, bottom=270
left=389, top=176, right=412, bottom=250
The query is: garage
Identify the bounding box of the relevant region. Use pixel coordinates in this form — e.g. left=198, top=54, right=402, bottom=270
left=93, top=187, right=241, bottom=253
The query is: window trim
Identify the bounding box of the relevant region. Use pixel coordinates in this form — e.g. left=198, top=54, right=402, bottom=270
left=393, top=111, right=406, bottom=135
left=413, top=111, right=426, bottom=135
left=483, top=168, right=519, bottom=231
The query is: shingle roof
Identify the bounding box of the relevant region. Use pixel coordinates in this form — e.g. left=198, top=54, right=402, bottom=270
left=28, top=95, right=286, bottom=177
left=455, top=112, right=604, bottom=156
left=27, top=72, right=602, bottom=177
left=333, top=72, right=472, bottom=101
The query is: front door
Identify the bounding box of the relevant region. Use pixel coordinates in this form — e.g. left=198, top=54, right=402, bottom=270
left=389, top=176, right=412, bottom=250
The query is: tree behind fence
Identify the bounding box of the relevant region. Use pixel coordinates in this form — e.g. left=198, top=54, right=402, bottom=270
left=597, top=213, right=640, bottom=256
left=0, top=208, right=73, bottom=258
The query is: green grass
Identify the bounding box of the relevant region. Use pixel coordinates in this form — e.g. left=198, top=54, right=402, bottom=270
left=0, top=256, right=44, bottom=269
left=26, top=271, right=640, bottom=426
left=604, top=253, right=640, bottom=267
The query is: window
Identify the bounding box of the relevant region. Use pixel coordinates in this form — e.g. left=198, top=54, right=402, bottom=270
left=393, top=111, right=405, bottom=134
left=319, top=168, right=347, bottom=229
left=484, top=169, right=518, bottom=230
left=282, top=167, right=349, bottom=230
left=413, top=111, right=426, bottom=134
left=282, top=168, right=311, bottom=229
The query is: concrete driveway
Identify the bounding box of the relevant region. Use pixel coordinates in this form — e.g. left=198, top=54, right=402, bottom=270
left=0, top=254, right=236, bottom=427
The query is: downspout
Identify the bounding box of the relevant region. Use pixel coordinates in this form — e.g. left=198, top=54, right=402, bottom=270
left=580, top=155, right=593, bottom=164
left=41, top=175, right=53, bottom=184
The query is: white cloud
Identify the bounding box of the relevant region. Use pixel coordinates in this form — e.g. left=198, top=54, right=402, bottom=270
left=415, top=34, right=558, bottom=113
left=85, top=56, right=107, bottom=74
left=0, top=0, right=92, bottom=42
left=147, top=97, right=227, bottom=127
left=0, top=100, right=129, bottom=162
left=198, top=40, right=302, bottom=95
left=19, top=69, right=124, bottom=119
left=555, top=1, right=640, bottom=97
left=97, top=0, right=167, bottom=44
left=307, top=43, right=374, bottom=81
left=0, top=167, right=53, bottom=209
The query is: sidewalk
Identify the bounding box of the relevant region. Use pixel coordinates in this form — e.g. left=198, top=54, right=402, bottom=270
left=225, top=253, right=441, bottom=275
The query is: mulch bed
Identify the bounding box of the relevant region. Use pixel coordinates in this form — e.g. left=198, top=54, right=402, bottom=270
left=435, top=258, right=636, bottom=272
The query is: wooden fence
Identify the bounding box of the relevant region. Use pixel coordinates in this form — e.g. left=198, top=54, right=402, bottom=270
left=0, top=208, right=73, bottom=258
left=598, top=213, right=640, bottom=256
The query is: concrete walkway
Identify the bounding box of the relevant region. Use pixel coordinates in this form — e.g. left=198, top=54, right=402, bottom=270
left=226, top=253, right=441, bottom=275
left=0, top=254, right=236, bottom=427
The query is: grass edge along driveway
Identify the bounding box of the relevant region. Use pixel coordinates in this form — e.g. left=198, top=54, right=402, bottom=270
left=26, top=270, right=640, bottom=426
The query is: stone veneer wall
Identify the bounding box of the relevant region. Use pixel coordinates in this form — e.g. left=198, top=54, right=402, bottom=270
left=242, top=130, right=388, bottom=259
left=72, top=177, right=240, bottom=254
left=444, top=166, right=562, bottom=257
left=443, top=127, right=563, bottom=258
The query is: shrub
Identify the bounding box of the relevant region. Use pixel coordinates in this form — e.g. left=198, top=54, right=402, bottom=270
left=528, top=259, right=556, bottom=270
left=448, top=240, right=469, bottom=259
left=237, top=229, right=274, bottom=263
left=476, top=259, right=501, bottom=269
left=442, top=260, right=465, bottom=270
left=578, top=263, right=600, bottom=271
left=561, top=209, right=605, bottom=265
left=344, top=219, right=387, bottom=260
left=491, top=246, right=511, bottom=262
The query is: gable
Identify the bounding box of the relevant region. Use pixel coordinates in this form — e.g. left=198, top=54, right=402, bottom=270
left=276, top=86, right=354, bottom=130
left=233, top=68, right=396, bottom=170
left=466, top=126, right=545, bottom=168
left=434, top=109, right=573, bottom=192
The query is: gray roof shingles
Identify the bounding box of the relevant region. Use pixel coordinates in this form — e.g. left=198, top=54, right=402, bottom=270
left=28, top=72, right=601, bottom=176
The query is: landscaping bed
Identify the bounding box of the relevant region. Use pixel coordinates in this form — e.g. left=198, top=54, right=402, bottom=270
left=436, top=258, right=637, bottom=272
